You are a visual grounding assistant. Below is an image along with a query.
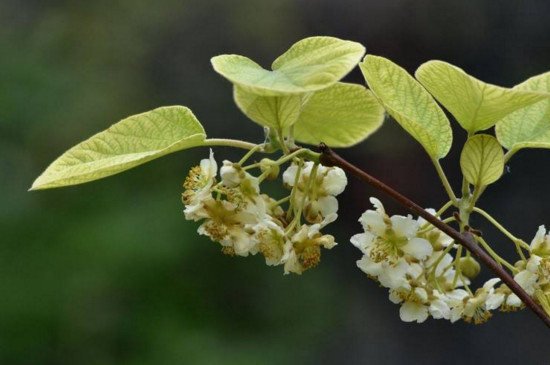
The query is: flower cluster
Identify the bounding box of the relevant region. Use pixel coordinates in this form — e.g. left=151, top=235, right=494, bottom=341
left=351, top=198, right=521, bottom=324
left=506, top=226, right=550, bottom=313
left=182, top=150, right=347, bottom=274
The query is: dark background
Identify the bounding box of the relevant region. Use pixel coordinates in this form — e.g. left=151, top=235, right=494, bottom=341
left=2, top=1, right=549, bottom=364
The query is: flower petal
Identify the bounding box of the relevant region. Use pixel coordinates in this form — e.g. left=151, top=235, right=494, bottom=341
left=402, top=237, right=433, bottom=260
left=400, top=302, right=429, bottom=323
left=318, top=195, right=338, bottom=217
left=359, top=210, right=386, bottom=235
left=323, top=167, right=347, bottom=196
left=356, top=255, right=382, bottom=277
left=391, top=215, right=418, bottom=238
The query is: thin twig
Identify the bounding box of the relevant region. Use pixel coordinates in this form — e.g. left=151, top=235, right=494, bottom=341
left=318, top=143, right=550, bottom=329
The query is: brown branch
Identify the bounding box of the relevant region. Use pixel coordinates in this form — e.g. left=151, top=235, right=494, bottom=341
left=319, top=143, right=550, bottom=329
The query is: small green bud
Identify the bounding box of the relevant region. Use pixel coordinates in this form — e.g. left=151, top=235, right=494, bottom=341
left=427, top=230, right=444, bottom=251
left=458, top=256, right=481, bottom=279
left=260, top=158, right=280, bottom=180
left=514, top=259, right=527, bottom=271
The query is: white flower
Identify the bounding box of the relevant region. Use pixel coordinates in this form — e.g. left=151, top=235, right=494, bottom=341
left=283, top=249, right=301, bottom=275
left=378, top=258, right=411, bottom=290
left=426, top=251, right=454, bottom=277
left=416, top=208, right=454, bottom=247
left=390, top=215, right=418, bottom=239
left=485, top=280, right=506, bottom=310
left=530, top=225, right=550, bottom=256
left=196, top=200, right=259, bottom=256
left=317, top=195, right=339, bottom=217
left=370, top=197, right=385, bottom=215
left=514, top=266, right=539, bottom=295
left=201, top=149, right=218, bottom=182
left=506, top=294, right=522, bottom=307
left=282, top=223, right=337, bottom=275
left=350, top=232, right=376, bottom=255
left=220, top=160, right=241, bottom=188
left=429, top=291, right=451, bottom=320
left=400, top=302, right=429, bottom=323
left=321, top=167, right=347, bottom=196
left=351, top=197, right=497, bottom=324
left=255, top=219, right=289, bottom=266
left=416, top=208, right=436, bottom=227
left=183, top=149, right=218, bottom=220
left=446, top=289, right=470, bottom=323
left=356, top=254, right=383, bottom=277
left=455, top=279, right=501, bottom=324
left=283, top=162, right=345, bottom=224
left=282, top=164, right=299, bottom=186
left=358, top=209, right=386, bottom=236
left=401, top=237, right=433, bottom=260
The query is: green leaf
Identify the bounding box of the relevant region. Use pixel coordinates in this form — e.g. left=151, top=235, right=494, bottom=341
left=292, top=82, right=385, bottom=147
left=460, top=134, right=504, bottom=186
left=359, top=55, right=452, bottom=159
left=211, top=36, right=365, bottom=96
left=31, top=106, right=206, bottom=190
left=415, top=60, right=548, bottom=133
left=233, top=86, right=305, bottom=129
left=495, top=71, right=550, bottom=151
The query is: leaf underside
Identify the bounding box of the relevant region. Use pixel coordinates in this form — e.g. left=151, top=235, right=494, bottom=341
left=31, top=106, right=206, bottom=190
left=211, top=36, right=365, bottom=96
left=360, top=55, right=452, bottom=159
left=293, top=82, right=385, bottom=147
left=460, top=134, right=504, bottom=186
left=495, top=71, right=550, bottom=151
left=416, top=60, right=548, bottom=133
left=233, top=86, right=305, bottom=129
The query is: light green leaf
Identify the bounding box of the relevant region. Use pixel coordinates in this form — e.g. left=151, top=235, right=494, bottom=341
left=292, top=82, right=385, bottom=147
left=211, top=36, right=365, bottom=96
left=460, top=134, right=504, bottom=186
left=416, top=60, right=548, bottom=133
left=495, top=71, right=550, bottom=151
left=360, top=55, right=452, bottom=159
left=31, top=106, right=206, bottom=190
left=233, top=86, right=305, bottom=128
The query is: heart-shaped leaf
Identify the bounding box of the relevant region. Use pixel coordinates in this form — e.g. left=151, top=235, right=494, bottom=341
left=416, top=60, right=547, bottom=133
left=460, top=134, right=504, bottom=186
left=211, top=36, right=365, bottom=96
left=31, top=106, right=206, bottom=190
left=495, top=71, right=550, bottom=151
left=360, top=55, right=452, bottom=159
left=293, top=82, right=385, bottom=147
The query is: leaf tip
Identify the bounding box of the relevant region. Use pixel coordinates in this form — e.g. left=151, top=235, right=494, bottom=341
left=28, top=179, right=41, bottom=191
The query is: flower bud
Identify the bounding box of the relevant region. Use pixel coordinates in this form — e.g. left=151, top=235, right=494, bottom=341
left=220, top=161, right=242, bottom=187
left=260, top=158, right=279, bottom=180
left=321, top=167, right=347, bottom=196
left=427, top=230, right=444, bottom=251
left=458, top=256, right=481, bottom=279
left=514, top=259, right=527, bottom=271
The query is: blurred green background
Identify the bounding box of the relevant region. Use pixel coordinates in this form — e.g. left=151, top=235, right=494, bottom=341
left=2, top=1, right=550, bottom=364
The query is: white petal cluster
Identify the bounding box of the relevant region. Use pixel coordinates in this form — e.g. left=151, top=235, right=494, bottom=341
left=283, top=161, right=347, bottom=224
left=505, top=226, right=550, bottom=312
left=182, top=152, right=344, bottom=275
left=351, top=197, right=517, bottom=324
